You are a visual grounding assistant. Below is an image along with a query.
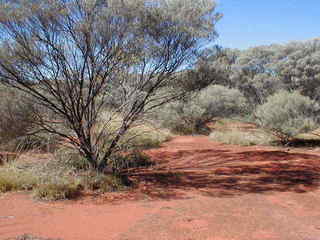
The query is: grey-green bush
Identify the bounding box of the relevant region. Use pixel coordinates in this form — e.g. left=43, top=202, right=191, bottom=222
left=159, top=85, right=249, bottom=134
left=255, top=90, right=320, bottom=141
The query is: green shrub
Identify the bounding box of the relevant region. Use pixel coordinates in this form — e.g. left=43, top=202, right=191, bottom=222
left=255, top=90, right=320, bottom=142
left=157, top=99, right=207, bottom=134
left=158, top=85, right=249, bottom=134
left=210, top=129, right=276, bottom=146
left=197, top=85, right=249, bottom=117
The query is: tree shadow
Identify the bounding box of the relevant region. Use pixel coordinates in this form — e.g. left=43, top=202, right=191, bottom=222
left=285, top=138, right=320, bottom=148
left=127, top=149, right=320, bottom=199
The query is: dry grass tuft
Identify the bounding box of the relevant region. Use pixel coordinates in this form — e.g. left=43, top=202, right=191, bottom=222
left=210, top=128, right=276, bottom=146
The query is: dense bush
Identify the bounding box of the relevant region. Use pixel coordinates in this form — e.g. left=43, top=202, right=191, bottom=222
left=255, top=90, right=320, bottom=142
left=196, top=85, right=249, bottom=117
left=158, top=85, right=249, bottom=134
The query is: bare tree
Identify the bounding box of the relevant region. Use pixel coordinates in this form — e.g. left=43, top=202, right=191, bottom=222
left=0, top=0, right=221, bottom=171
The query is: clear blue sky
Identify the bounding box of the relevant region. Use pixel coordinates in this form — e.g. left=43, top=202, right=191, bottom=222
left=214, top=0, right=320, bottom=49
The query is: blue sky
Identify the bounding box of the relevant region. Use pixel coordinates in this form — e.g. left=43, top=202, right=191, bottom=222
left=214, top=0, right=320, bottom=49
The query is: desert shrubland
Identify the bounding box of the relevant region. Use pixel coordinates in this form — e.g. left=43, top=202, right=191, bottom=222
left=0, top=0, right=220, bottom=171
left=1, top=0, right=320, bottom=202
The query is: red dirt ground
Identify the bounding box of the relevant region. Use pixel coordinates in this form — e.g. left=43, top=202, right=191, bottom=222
left=2, top=136, right=320, bottom=240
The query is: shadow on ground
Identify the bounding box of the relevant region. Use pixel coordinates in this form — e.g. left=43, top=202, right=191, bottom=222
left=126, top=148, right=320, bottom=199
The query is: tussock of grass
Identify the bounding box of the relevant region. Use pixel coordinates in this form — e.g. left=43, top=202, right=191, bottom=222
left=109, top=150, right=154, bottom=172
left=295, top=128, right=320, bottom=141
left=210, top=129, right=276, bottom=146
left=0, top=169, right=37, bottom=193
left=95, top=112, right=172, bottom=151
left=33, top=182, right=80, bottom=201
left=55, top=145, right=154, bottom=174
left=77, top=172, right=129, bottom=193
left=124, top=125, right=172, bottom=149
left=0, top=154, right=131, bottom=200
left=170, top=123, right=203, bottom=135
left=54, top=147, right=90, bottom=171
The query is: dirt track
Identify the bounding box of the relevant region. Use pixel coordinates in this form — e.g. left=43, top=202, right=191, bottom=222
left=2, top=136, right=320, bottom=240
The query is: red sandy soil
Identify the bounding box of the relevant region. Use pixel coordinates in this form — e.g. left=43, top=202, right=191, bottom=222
left=2, top=136, right=320, bottom=240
